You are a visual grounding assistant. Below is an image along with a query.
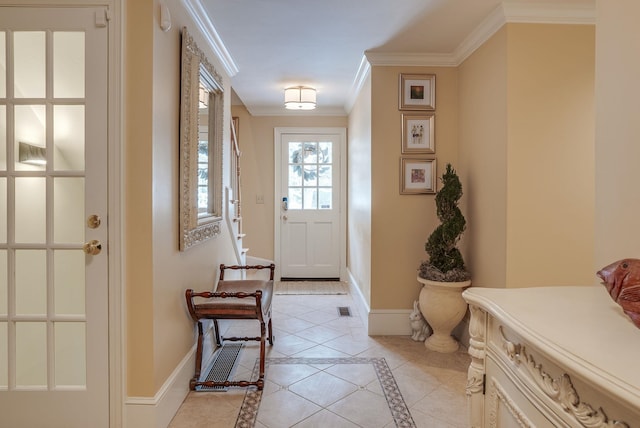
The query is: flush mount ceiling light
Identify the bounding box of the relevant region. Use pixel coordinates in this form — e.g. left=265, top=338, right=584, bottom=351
left=284, top=86, right=316, bottom=110
left=18, top=142, right=46, bottom=165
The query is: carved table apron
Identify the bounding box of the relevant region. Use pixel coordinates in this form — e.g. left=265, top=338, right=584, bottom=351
left=463, top=286, right=640, bottom=428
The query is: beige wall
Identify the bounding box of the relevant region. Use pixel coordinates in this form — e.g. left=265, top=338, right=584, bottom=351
left=458, top=23, right=595, bottom=289
left=506, top=23, right=595, bottom=287
left=347, top=75, right=373, bottom=304
left=458, top=27, right=508, bottom=288
left=126, top=0, right=236, bottom=397
left=125, top=0, right=155, bottom=397
left=369, top=66, right=459, bottom=310
left=595, top=0, right=640, bottom=269
left=230, top=106, right=347, bottom=261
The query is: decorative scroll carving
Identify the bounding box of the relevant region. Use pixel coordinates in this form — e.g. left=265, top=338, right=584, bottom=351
left=499, top=326, right=521, bottom=361
left=466, top=375, right=484, bottom=395
left=488, top=378, right=534, bottom=428
left=466, top=304, right=487, bottom=428
left=179, top=27, right=224, bottom=251
left=468, top=305, right=487, bottom=361
left=499, top=327, right=630, bottom=428
left=467, top=305, right=487, bottom=397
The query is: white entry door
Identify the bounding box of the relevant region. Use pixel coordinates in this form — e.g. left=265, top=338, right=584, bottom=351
left=276, top=128, right=346, bottom=279
left=0, top=6, right=110, bottom=427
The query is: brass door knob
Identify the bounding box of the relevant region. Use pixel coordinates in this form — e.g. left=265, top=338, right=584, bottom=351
left=87, top=214, right=101, bottom=229
left=83, top=240, right=102, bottom=255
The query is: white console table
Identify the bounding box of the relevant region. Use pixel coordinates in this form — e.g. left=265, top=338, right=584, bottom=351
left=463, top=286, right=640, bottom=428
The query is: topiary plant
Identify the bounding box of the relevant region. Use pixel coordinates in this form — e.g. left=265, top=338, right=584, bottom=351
left=418, top=163, right=471, bottom=282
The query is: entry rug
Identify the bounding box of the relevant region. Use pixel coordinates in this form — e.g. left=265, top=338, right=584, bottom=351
left=234, top=357, right=416, bottom=428
left=274, top=281, right=348, bottom=295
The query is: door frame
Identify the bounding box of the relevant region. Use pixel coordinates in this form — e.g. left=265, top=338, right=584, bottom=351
left=274, top=127, right=347, bottom=281
left=107, top=2, right=124, bottom=427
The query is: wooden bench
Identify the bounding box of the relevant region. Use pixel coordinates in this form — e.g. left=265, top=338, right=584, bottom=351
left=185, top=263, right=275, bottom=390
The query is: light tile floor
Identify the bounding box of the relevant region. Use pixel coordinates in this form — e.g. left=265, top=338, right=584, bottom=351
left=169, top=291, right=470, bottom=428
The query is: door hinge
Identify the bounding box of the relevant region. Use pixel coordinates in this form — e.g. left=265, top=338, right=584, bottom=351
left=95, top=9, right=110, bottom=27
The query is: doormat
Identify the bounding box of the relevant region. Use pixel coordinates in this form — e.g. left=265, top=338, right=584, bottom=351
left=234, top=357, right=416, bottom=428
left=274, top=281, right=348, bottom=295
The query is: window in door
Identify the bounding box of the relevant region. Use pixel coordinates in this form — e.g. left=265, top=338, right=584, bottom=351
left=287, top=141, right=333, bottom=210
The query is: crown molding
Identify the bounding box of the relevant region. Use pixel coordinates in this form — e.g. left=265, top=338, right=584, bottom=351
left=453, top=4, right=508, bottom=65
left=502, top=2, right=596, bottom=25
left=455, top=2, right=595, bottom=65
left=344, top=55, right=371, bottom=114
left=347, top=2, right=595, bottom=111
left=362, top=2, right=595, bottom=71
left=181, top=0, right=594, bottom=115
left=181, top=0, right=239, bottom=77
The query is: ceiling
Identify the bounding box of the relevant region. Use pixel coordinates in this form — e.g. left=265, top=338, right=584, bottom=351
left=199, top=0, right=595, bottom=116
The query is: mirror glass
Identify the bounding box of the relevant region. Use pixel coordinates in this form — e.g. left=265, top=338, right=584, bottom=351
left=179, top=27, right=224, bottom=251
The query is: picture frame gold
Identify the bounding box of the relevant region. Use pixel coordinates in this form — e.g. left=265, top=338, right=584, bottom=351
left=402, top=113, right=435, bottom=154
left=399, top=73, right=435, bottom=111
left=400, top=157, right=436, bottom=194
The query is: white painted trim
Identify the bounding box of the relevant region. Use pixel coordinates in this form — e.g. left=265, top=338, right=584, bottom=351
left=344, top=55, right=371, bottom=114
left=345, top=271, right=419, bottom=336
left=124, top=347, right=196, bottom=428
left=502, top=2, right=596, bottom=24
left=345, top=270, right=413, bottom=336
left=180, top=0, right=239, bottom=77
left=225, top=186, right=244, bottom=264
left=347, top=269, right=369, bottom=331
left=453, top=4, right=508, bottom=66
left=364, top=2, right=596, bottom=69
left=368, top=309, right=413, bottom=336
left=273, top=127, right=348, bottom=281
left=110, top=1, right=124, bottom=427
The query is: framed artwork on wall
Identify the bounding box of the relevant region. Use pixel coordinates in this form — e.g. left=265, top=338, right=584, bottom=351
left=399, top=73, right=435, bottom=110
left=400, top=157, right=436, bottom=194
left=402, top=113, right=435, bottom=154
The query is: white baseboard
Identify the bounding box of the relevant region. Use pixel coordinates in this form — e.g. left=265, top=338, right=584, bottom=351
left=124, top=346, right=195, bottom=428
left=346, top=270, right=369, bottom=331
left=345, top=270, right=470, bottom=338
left=368, top=309, right=413, bottom=335
left=346, top=270, right=413, bottom=336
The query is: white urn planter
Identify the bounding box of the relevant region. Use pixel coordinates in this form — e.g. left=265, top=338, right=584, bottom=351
left=417, top=276, right=471, bottom=353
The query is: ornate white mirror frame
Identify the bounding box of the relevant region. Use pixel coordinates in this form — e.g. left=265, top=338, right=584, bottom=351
left=179, top=27, right=224, bottom=251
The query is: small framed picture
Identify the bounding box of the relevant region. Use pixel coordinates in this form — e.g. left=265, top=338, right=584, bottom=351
left=399, top=73, right=435, bottom=110
left=402, top=113, right=435, bottom=154
left=400, top=157, right=436, bottom=194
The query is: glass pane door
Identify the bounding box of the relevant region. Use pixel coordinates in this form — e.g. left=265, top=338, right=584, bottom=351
left=0, top=6, right=109, bottom=427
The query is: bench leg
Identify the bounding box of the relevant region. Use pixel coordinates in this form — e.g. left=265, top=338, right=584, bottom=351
left=213, top=319, right=222, bottom=346
left=190, top=321, right=205, bottom=390
left=258, top=321, right=266, bottom=386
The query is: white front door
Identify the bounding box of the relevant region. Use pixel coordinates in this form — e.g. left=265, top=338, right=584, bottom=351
left=0, top=6, right=110, bottom=427
left=275, top=128, right=346, bottom=279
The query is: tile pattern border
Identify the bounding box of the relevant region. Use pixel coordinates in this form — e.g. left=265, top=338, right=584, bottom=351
left=234, top=357, right=416, bottom=427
